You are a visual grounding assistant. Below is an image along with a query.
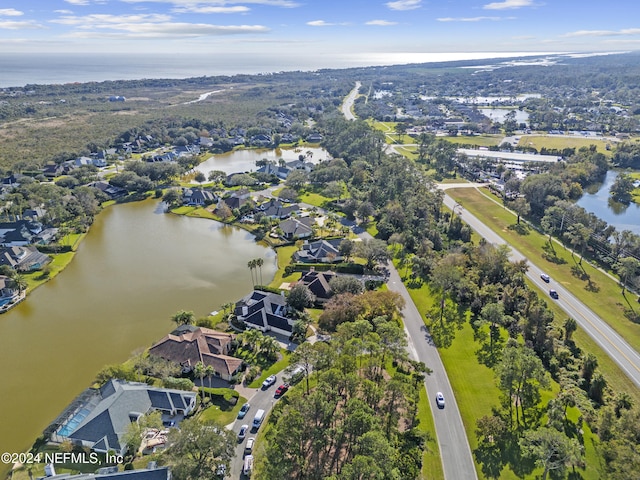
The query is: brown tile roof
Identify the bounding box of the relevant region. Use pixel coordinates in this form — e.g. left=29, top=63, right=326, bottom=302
left=149, top=328, right=241, bottom=377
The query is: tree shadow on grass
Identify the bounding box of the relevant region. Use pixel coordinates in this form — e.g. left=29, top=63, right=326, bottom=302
left=542, top=242, right=567, bottom=264
left=508, top=223, right=530, bottom=236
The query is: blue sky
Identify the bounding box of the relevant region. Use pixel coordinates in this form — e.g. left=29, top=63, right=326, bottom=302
left=1, top=0, right=638, bottom=64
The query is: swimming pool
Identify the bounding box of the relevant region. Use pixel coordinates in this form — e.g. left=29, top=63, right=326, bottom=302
left=57, top=408, right=91, bottom=437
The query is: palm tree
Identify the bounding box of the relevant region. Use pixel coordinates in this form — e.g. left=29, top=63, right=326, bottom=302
left=247, top=259, right=256, bottom=287
left=243, top=328, right=263, bottom=352
left=204, top=365, right=215, bottom=399
left=260, top=335, right=280, bottom=360
left=255, top=258, right=264, bottom=285
left=171, top=310, right=195, bottom=327
left=194, top=361, right=206, bottom=392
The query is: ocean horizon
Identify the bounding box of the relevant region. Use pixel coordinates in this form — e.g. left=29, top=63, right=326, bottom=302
left=0, top=51, right=563, bottom=89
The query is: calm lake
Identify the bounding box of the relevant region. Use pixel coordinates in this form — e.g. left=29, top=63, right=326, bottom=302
left=0, top=198, right=275, bottom=469
left=194, top=147, right=331, bottom=176
left=576, top=170, right=640, bottom=235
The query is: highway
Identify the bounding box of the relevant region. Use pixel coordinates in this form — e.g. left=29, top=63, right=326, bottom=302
left=442, top=192, right=640, bottom=389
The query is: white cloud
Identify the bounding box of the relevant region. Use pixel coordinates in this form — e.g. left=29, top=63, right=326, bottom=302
left=122, top=0, right=299, bottom=7
left=0, top=9, right=23, bottom=16
left=386, top=0, right=421, bottom=11
left=306, top=20, right=346, bottom=27
left=51, top=13, right=173, bottom=26
left=64, top=0, right=90, bottom=5
left=483, top=0, right=534, bottom=10
left=54, top=10, right=74, bottom=14
left=0, top=20, right=44, bottom=29
left=172, top=6, right=250, bottom=13
left=563, top=28, right=640, bottom=37
left=365, top=20, right=397, bottom=26
left=64, top=22, right=268, bottom=38
left=437, top=16, right=510, bottom=22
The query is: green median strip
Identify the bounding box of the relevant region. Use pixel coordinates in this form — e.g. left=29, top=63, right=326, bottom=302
left=447, top=187, right=640, bottom=401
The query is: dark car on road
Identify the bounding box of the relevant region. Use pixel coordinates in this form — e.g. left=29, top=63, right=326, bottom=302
left=549, top=289, right=559, bottom=299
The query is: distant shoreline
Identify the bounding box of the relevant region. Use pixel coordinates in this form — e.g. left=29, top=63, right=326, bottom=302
left=0, top=50, right=607, bottom=89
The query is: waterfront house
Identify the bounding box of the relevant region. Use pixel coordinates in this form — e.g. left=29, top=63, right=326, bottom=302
left=148, top=326, right=243, bottom=381
left=0, top=245, right=51, bottom=271
left=182, top=188, right=216, bottom=206
left=0, top=220, right=43, bottom=247
left=51, top=379, right=197, bottom=455
left=89, top=181, right=127, bottom=199
left=235, top=290, right=294, bottom=336
left=279, top=217, right=314, bottom=240
left=0, top=275, right=20, bottom=303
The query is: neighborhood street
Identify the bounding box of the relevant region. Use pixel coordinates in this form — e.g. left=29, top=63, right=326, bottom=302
left=228, top=375, right=288, bottom=479
left=442, top=192, right=640, bottom=389
left=386, top=265, right=478, bottom=480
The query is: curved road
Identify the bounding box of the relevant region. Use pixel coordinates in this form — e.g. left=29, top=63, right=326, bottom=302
left=442, top=192, right=640, bottom=389
left=341, top=81, right=478, bottom=479
left=341, top=81, right=361, bottom=121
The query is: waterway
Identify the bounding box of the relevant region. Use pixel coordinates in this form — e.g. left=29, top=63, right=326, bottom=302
left=0, top=198, right=275, bottom=470
left=576, top=170, right=640, bottom=235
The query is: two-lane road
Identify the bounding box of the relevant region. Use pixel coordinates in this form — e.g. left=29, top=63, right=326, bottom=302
left=386, top=265, right=478, bottom=480
left=442, top=193, right=640, bottom=389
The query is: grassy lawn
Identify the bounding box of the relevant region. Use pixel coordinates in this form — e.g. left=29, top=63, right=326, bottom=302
left=394, top=146, right=418, bottom=160
left=441, top=135, right=503, bottom=147
left=248, top=350, right=292, bottom=388
left=417, top=385, right=445, bottom=480
left=402, top=269, right=602, bottom=479
left=299, top=190, right=332, bottom=207
left=447, top=187, right=640, bottom=358
left=198, top=394, right=247, bottom=426
left=518, top=135, right=612, bottom=155
left=269, top=245, right=299, bottom=288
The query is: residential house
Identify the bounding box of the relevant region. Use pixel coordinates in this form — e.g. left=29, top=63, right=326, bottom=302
left=1, top=173, right=26, bottom=186
left=0, top=220, right=43, bottom=247
left=279, top=217, right=314, bottom=240
left=235, top=290, right=294, bottom=336
left=256, top=163, right=291, bottom=180
left=260, top=199, right=300, bottom=220
left=149, top=326, right=243, bottom=381
left=298, top=269, right=337, bottom=302
left=76, top=156, right=106, bottom=168
left=41, top=163, right=66, bottom=178
left=306, top=133, right=323, bottom=143
left=173, top=145, right=200, bottom=157
left=0, top=274, right=19, bottom=303
left=286, top=159, right=315, bottom=172
left=293, top=239, right=343, bottom=263
left=250, top=134, right=272, bottom=147
left=220, top=189, right=252, bottom=211
left=51, top=379, right=197, bottom=455
left=182, top=188, right=216, bottom=206
left=23, top=206, right=46, bottom=221
left=0, top=246, right=51, bottom=271
left=36, top=465, right=171, bottom=480
left=89, top=181, right=127, bottom=199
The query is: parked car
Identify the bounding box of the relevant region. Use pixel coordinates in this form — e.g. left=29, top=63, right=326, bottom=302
left=237, top=402, right=250, bottom=419
left=549, top=289, right=559, bottom=299
left=238, top=424, right=249, bottom=441
left=540, top=273, right=550, bottom=283
left=262, top=374, right=277, bottom=388
left=275, top=383, right=290, bottom=396
left=215, top=464, right=226, bottom=478
left=245, top=437, right=255, bottom=455
left=436, top=392, right=445, bottom=409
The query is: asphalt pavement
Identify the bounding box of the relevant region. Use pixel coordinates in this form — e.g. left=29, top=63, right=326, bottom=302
left=386, top=265, right=478, bottom=480
left=442, top=193, right=640, bottom=389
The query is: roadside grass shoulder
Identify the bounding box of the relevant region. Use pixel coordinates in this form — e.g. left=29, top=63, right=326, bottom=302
left=416, top=386, right=445, bottom=480
left=447, top=187, right=640, bottom=355
left=519, top=135, right=611, bottom=155
left=441, top=135, right=503, bottom=147
left=248, top=349, right=292, bottom=388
